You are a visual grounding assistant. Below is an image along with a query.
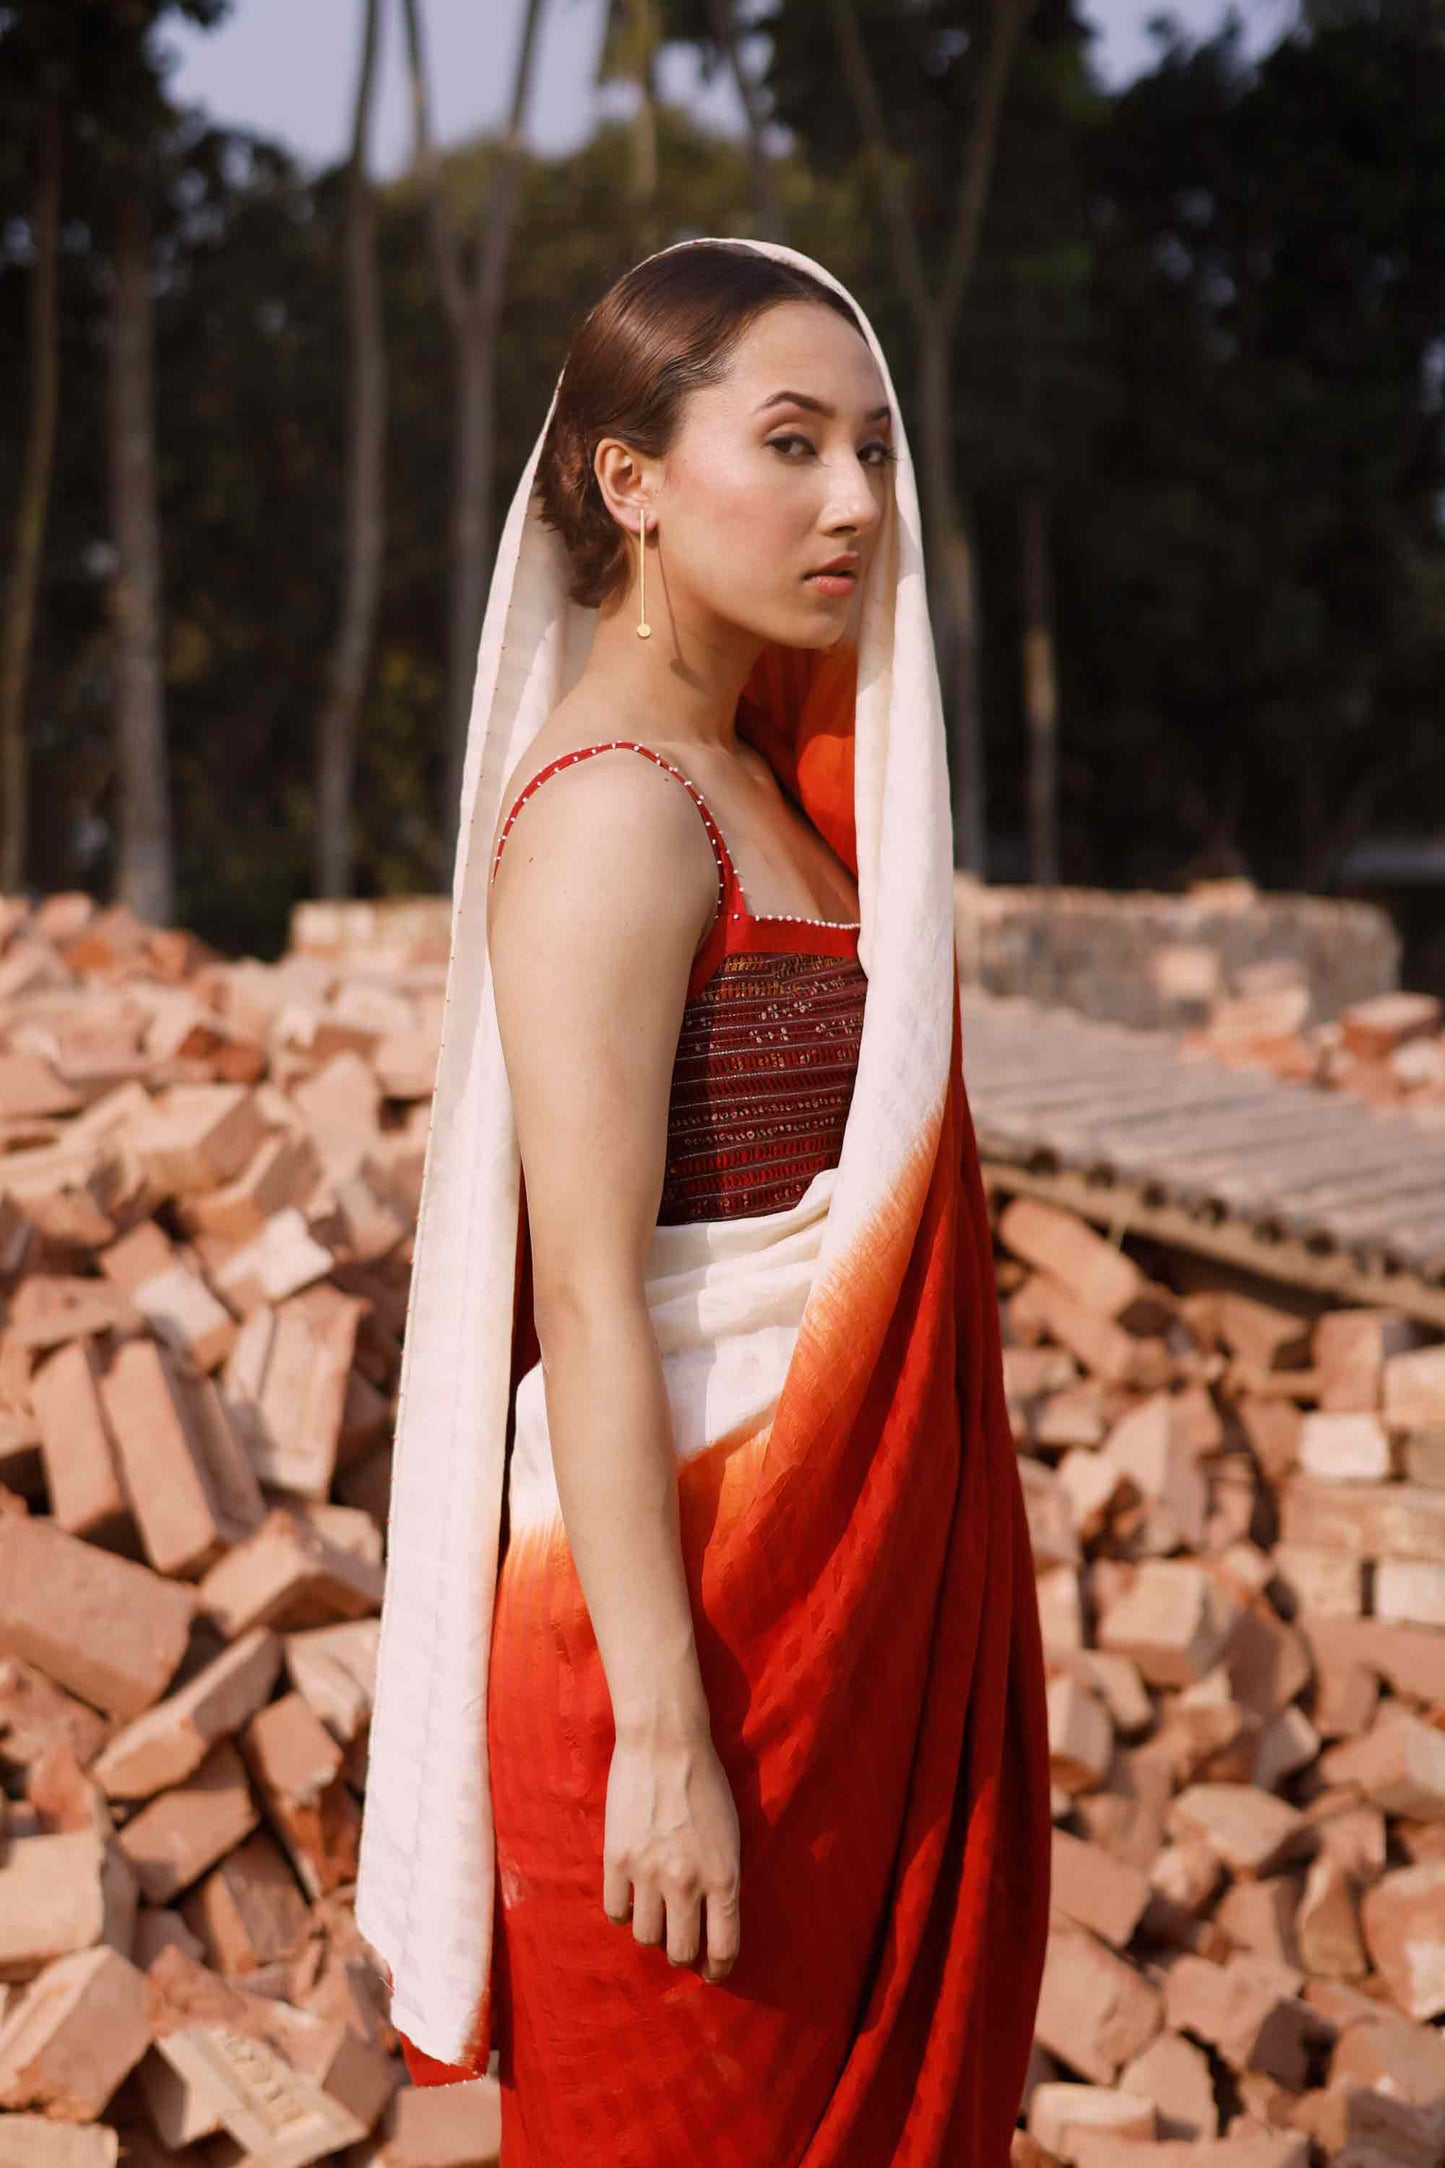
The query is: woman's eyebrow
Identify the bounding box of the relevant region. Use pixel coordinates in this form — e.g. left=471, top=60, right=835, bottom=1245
left=754, top=389, right=892, bottom=423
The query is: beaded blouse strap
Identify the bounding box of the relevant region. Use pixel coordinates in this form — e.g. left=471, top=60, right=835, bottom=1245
left=488, top=741, right=735, bottom=936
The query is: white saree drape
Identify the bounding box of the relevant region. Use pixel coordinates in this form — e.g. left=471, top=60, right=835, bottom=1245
left=354, top=238, right=956, bottom=2070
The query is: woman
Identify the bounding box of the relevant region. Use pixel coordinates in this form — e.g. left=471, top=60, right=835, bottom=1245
left=355, top=238, right=1051, bottom=2166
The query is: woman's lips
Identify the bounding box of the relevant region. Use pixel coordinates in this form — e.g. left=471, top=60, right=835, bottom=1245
left=804, top=570, right=857, bottom=596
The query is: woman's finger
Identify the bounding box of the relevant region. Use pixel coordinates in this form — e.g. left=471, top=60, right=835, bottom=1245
left=701, top=1879, right=741, bottom=1980
left=664, top=1880, right=702, bottom=1967
left=601, top=1860, right=633, bottom=1924
left=630, top=1882, right=665, bottom=1948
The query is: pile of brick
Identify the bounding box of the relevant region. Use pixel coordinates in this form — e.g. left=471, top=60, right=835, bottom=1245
left=952, top=876, right=1402, bottom=1041
left=1183, top=987, right=1445, bottom=1116
left=3, top=888, right=1444, bottom=2168
left=1001, top=1192, right=1445, bottom=2168
left=0, top=896, right=500, bottom=2166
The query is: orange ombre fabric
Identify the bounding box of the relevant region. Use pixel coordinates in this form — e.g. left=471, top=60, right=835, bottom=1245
left=395, top=702, right=1051, bottom=2161
left=480, top=1023, right=1042, bottom=2167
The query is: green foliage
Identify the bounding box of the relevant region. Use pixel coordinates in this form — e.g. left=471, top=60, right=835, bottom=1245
left=0, top=0, right=1441, bottom=952
left=1047, top=14, right=1445, bottom=889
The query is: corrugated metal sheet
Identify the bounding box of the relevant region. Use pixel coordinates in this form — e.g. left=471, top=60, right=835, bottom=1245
left=959, top=989, right=1445, bottom=1324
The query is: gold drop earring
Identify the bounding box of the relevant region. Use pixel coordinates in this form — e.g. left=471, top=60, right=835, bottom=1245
left=636, top=506, right=651, bottom=639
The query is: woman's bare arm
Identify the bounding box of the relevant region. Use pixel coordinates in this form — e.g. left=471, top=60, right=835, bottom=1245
left=486, top=749, right=741, bottom=1979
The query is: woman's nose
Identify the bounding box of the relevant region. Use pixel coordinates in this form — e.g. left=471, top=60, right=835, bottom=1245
left=825, top=469, right=881, bottom=535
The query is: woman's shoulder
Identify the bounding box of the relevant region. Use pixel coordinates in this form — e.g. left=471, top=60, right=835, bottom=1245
left=494, top=726, right=645, bottom=825
left=490, top=717, right=711, bottom=875
left=487, top=733, right=722, bottom=966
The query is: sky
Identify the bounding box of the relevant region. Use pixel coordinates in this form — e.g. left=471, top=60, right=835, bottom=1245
left=161, top=0, right=1300, bottom=181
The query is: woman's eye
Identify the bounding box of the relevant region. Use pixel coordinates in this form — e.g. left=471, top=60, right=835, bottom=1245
left=767, top=433, right=896, bottom=468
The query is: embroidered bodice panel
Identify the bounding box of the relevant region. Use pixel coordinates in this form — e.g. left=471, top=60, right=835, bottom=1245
left=489, top=738, right=866, bottom=1224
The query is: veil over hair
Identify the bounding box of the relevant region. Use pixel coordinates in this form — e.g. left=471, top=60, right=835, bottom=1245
left=355, top=240, right=1050, bottom=2148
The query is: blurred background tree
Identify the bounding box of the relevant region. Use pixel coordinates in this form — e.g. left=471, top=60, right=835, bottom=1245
left=0, top=0, right=1440, bottom=974
left=313, top=0, right=385, bottom=904
left=1, top=0, right=232, bottom=929
left=401, top=0, right=546, bottom=873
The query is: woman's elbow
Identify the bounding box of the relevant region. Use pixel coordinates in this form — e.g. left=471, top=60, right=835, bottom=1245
left=531, top=1253, right=650, bottom=1357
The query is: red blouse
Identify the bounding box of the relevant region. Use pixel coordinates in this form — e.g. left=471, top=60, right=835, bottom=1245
left=488, top=738, right=867, bottom=1224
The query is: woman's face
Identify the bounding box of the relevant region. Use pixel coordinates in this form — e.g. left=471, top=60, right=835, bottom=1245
left=637, top=300, right=894, bottom=652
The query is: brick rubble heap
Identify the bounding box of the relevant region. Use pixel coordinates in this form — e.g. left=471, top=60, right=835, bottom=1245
left=0, top=892, right=1440, bottom=2167
left=1003, top=1191, right=1445, bottom=2167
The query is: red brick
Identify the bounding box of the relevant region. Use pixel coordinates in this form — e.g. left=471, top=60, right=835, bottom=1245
left=127, top=1083, right=268, bottom=1198
left=0, top=1827, right=137, bottom=1974
left=1357, top=1859, right=1445, bottom=2020
left=240, top=1692, right=360, bottom=1901
left=182, top=1130, right=321, bottom=1241
left=0, top=1516, right=193, bottom=1717
left=0, top=1946, right=149, bottom=2120
left=115, top=1739, right=260, bottom=1904
left=198, top=1507, right=383, bottom=1639
left=220, top=1285, right=365, bottom=1500
left=0, top=1659, right=108, bottom=1777
left=28, top=1342, right=127, bottom=1543
left=997, top=1198, right=1152, bottom=1320
left=1313, top=1309, right=1423, bottom=1413
left=90, top=1625, right=282, bottom=1801
left=1215, top=1293, right=1315, bottom=1373
left=97, top=1339, right=263, bottom=1576
left=1034, top=1923, right=1164, bottom=2083
left=179, top=1829, right=310, bottom=1976
left=8, top=1277, right=138, bottom=1353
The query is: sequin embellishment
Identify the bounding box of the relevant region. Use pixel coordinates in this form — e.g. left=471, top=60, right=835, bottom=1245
left=657, top=946, right=866, bottom=1224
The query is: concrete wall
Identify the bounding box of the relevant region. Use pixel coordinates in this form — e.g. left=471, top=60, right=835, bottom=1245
left=953, top=875, right=1400, bottom=1031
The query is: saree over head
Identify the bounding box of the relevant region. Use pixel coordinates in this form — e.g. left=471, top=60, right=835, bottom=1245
left=354, top=238, right=1052, bottom=2163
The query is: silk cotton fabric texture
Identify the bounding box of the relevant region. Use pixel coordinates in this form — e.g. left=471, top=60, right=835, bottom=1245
left=353, top=237, right=1052, bottom=2164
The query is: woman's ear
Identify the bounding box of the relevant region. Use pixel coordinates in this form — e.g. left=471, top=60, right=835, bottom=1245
left=593, top=439, right=654, bottom=535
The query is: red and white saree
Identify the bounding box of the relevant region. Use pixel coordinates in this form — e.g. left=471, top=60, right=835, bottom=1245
left=355, top=238, right=1051, bottom=2166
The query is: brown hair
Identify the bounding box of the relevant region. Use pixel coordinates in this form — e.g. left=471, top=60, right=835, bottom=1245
left=534, top=243, right=867, bottom=611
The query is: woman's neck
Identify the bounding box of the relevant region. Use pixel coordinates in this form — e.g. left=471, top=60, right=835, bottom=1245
left=579, top=593, right=766, bottom=755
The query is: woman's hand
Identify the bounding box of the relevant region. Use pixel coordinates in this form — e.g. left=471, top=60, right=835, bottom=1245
left=603, top=1721, right=741, bottom=1983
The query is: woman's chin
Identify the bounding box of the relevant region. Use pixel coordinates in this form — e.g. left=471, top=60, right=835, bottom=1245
left=723, top=587, right=857, bottom=651
left=778, top=598, right=856, bottom=650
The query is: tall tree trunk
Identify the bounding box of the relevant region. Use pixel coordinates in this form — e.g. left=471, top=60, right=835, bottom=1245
left=315, top=0, right=386, bottom=900
left=446, top=307, right=493, bottom=841
left=0, top=88, right=61, bottom=895
left=108, top=176, right=173, bottom=924
left=629, top=6, right=659, bottom=221
left=708, top=0, right=785, bottom=239
left=1020, top=485, right=1059, bottom=886
left=918, top=329, right=985, bottom=876
left=403, top=0, right=546, bottom=874
left=601, top=0, right=661, bottom=246
left=830, top=0, right=1036, bottom=875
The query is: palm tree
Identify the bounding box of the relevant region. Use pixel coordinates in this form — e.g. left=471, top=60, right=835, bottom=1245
left=315, top=0, right=387, bottom=899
